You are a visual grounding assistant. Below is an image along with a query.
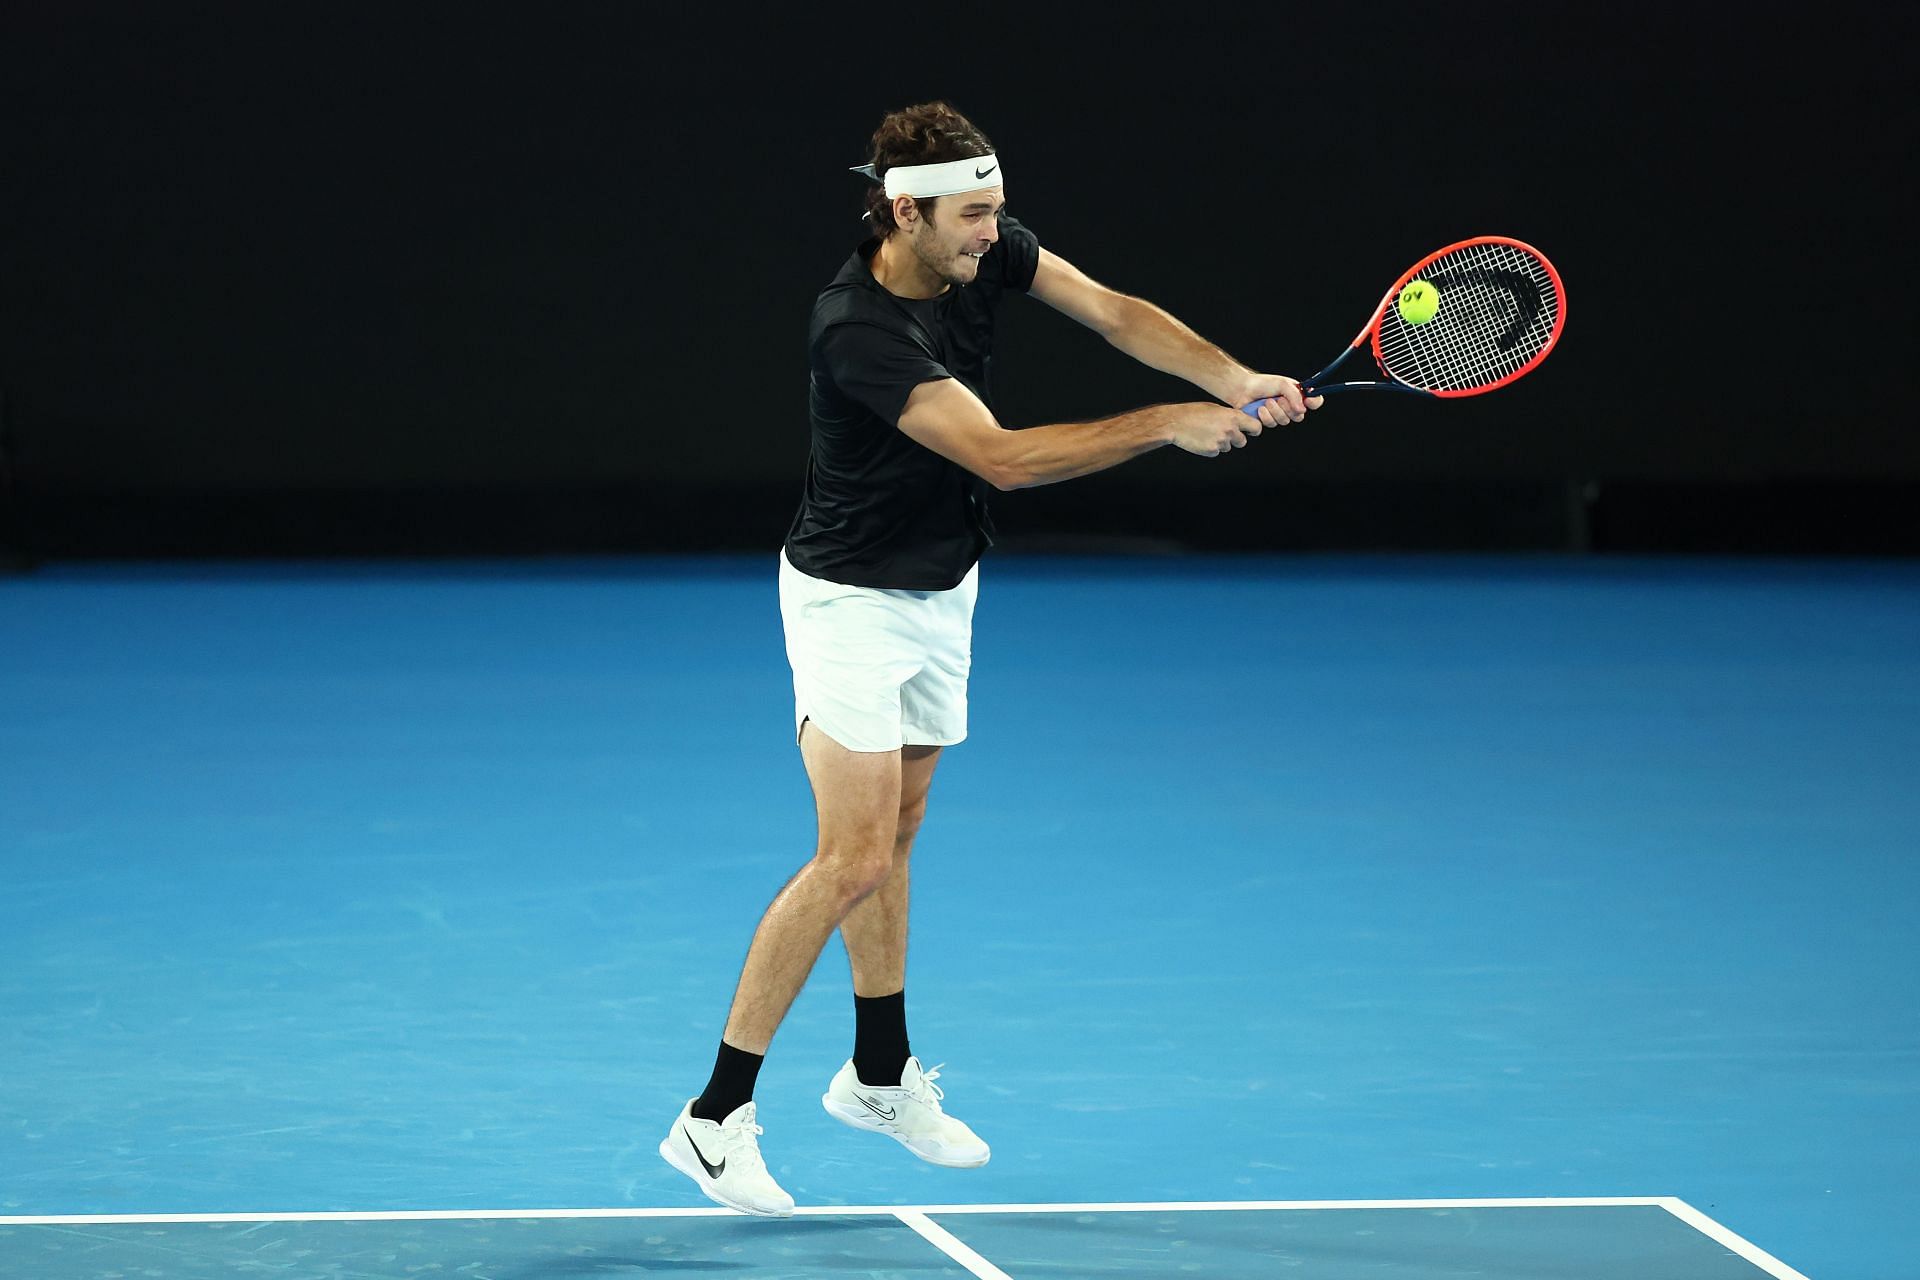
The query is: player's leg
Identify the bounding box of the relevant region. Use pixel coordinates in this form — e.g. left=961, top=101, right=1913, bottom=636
left=839, top=744, right=939, bottom=1000
left=836, top=744, right=937, bottom=1088
left=819, top=742, right=985, bottom=1166
left=661, top=722, right=902, bottom=1216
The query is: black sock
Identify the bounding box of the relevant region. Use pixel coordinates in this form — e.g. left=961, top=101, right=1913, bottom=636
left=853, top=990, right=911, bottom=1086
left=691, top=1041, right=764, bottom=1123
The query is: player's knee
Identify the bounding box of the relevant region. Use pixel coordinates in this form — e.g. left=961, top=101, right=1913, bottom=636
left=842, top=850, right=894, bottom=901
left=817, top=839, right=894, bottom=902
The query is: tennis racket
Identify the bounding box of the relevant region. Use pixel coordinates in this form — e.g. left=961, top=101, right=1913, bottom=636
left=1243, top=235, right=1566, bottom=413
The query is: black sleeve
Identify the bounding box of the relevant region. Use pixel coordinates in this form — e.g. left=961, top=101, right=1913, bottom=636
left=817, top=322, right=953, bottom=427
left=993, top=215, right=1040, bottom=293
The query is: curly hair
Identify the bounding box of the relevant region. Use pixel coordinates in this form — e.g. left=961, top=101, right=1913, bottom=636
left=861, top=101, right=996, bottom=236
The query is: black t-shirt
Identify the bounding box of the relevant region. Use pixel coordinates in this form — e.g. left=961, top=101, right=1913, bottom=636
left=784, top=216, right=1041, bottom=590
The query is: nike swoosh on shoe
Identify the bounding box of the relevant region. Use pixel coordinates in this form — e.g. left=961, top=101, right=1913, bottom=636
left=684, top=1127, right=726, bottom=1178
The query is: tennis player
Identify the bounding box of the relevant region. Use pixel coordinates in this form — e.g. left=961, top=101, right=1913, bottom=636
left=660, top=101, right=1321, bottom=1215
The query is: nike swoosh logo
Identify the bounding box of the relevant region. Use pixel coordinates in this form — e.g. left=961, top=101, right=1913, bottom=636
left=974, top=164, right=996, bottom=179
left=859, top=1096, right=897, bottom=1122
left=683, top=1126, right=725, bottom=1178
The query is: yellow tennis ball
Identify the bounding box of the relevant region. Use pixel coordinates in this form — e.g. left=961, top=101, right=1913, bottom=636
left=1397, top=280, right=1439, bottom=325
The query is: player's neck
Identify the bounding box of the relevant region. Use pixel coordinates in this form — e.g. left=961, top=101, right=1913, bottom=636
left=869, top=234, right=950, bottom=301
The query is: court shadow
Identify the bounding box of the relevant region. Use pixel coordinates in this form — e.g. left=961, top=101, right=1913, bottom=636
left=494, top=1216, right=949, bottom=1276
left=507, top=1263, right=749, bottom=1275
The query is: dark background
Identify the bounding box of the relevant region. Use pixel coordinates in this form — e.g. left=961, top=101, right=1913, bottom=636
left=1, top=2, right=1913, bottom=561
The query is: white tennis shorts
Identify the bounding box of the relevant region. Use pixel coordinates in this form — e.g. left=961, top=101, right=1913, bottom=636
left=778, top=549, right=979, bottom=754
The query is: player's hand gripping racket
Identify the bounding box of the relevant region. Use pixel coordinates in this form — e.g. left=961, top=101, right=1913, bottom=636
left=1244, top=236, right=1566, bottom=414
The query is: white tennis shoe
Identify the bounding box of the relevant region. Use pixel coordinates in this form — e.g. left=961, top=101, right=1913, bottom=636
left=659, top=1099, right=794, bottom=1217
left=821, top=1056, right=991, bottom=1168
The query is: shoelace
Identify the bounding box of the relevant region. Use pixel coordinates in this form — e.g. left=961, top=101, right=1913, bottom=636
left=712, top=1110, right=768, bottom=1168
left=909, top=1063, right=948, bottom=1110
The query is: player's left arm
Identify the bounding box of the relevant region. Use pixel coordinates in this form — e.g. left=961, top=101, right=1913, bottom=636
left=1028, top=248, right=1322, bottom=427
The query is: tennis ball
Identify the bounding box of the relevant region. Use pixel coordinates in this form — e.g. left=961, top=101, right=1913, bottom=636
left=1397, top=280, right=1439, bottom=325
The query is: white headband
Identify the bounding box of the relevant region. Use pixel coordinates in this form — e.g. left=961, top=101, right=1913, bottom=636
left=874, top=154, right=1004, bottom=199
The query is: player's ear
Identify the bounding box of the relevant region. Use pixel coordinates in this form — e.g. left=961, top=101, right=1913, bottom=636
left=893, top=195, right=918, bottom=229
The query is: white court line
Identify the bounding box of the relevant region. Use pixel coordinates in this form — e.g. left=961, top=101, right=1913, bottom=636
left=893, top=1210, right=1014, bottom=1280
left=852, top=1197, right=1675, bottom=1215
left=1660, top=1198, right=1813, bottom=1280
left=0, top=1196, right=1667, bottom=1226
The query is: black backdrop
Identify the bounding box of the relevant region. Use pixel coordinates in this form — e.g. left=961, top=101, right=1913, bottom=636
left=1, top=2, right=1913, bottom=558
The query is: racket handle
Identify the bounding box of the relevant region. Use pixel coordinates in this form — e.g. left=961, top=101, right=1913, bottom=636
left=1238, top=385, right=1338, bottom=417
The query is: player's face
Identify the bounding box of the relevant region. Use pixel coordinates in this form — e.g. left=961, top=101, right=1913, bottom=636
left=910, top=187, right=1005, bottom=285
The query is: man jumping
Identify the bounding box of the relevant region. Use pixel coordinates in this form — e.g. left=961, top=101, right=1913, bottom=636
left=660, top=101, right=1320, bottom=1215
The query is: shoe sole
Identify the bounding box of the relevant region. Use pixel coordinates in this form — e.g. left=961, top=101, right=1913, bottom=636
left=821, top=1096, right=991, bottom=1168
left=657, top=1137, right=794, bottom=1217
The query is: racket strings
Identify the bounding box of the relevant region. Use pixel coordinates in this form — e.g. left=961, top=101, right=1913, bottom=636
left=1375, top=241, right=1561, bottom=392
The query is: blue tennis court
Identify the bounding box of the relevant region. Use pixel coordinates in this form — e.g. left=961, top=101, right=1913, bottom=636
left=3, top=554, right=1913, bottom=1278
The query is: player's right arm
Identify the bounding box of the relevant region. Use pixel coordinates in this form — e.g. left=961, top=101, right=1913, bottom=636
left=896, top=377, right=1260, bottom=492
